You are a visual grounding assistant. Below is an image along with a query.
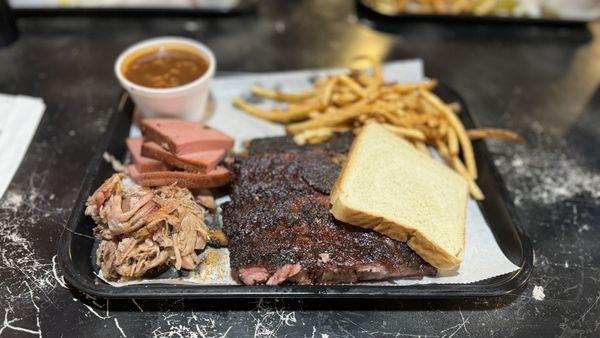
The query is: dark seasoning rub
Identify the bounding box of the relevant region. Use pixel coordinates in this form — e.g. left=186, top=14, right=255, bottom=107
left=223, top=134, right=436, bottom=285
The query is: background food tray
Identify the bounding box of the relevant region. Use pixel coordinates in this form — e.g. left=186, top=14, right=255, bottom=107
left=356, top=0, right=595, bottom=26
left=58, top=84, right=533, bottom=299
left=12, top=0, right=257, bottom=16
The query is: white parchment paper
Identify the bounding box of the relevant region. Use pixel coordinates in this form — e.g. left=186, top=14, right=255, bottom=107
left=106, top=59, right=519, bottom=287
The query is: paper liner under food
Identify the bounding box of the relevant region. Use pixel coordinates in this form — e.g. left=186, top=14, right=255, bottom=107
left=99, top=248, right=237, bottom=287
left=99, top=199, right=519, bottom=287
left=103, top=60, right=519, bottom=287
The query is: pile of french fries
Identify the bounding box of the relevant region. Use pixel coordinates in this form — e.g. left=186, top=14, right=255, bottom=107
left=232, top=58, right=521, bottom=200
left=364, top=0, right=513, bottom=16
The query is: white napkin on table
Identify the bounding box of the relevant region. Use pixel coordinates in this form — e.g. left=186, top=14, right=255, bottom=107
left=0, top=94, right=45, bottom=199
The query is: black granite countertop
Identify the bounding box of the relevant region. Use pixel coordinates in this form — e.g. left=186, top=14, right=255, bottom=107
left=0, top=0, right=599, bottom=336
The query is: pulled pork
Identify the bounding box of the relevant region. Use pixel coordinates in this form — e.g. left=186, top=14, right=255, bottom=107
left=85, top=173, right=213, bottom=281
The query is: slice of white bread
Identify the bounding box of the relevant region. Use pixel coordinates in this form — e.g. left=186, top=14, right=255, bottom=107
left=330, top=123, right=468, bottom=270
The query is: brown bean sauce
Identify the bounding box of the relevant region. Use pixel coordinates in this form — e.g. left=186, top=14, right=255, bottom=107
left=123, top=47, right=208, bottom=88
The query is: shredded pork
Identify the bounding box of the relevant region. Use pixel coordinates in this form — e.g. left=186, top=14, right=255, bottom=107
left=85, top=173, right=214, bottom=281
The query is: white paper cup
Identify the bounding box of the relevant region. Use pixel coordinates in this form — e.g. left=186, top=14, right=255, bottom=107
left=115, top=37, right=216, bottom=121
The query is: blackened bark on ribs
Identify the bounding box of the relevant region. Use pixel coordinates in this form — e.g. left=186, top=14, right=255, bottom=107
left=223, top=141, right=436, bottom=285
left=227, top=150, right=343, bottom=200
left=247, top=132, right=355, bottom=156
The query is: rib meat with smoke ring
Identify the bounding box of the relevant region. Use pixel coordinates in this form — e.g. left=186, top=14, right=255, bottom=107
left=222, top=139, right=436, bottom=285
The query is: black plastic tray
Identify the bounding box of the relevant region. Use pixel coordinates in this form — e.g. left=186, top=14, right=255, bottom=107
left=58, top=84, right=533, bottom=299
left=356, top=0, right=592, bottom=26
left=13, top=1, right=257, bottom=17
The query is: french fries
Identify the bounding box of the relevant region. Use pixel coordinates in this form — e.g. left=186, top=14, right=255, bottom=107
left=452, top=156, right=485, bottom=201
left=250, top=85, right=316, bottom=102
left=232, top=97, right=321, bottom=123
left=420, top=89, right=477, bottom=179
left=364, top=0, right=503, bottom=16
left=232, top=58, right=521, bottom=200
left=467, top=128, right=523, bottom=141
left=447, top=128, right=459, bottom=156
left=321, top=78, right=338, bottom=106
left=413, top=140, right=430, bottom=155
left=293, top=127, right=350, bottom=146
left=382, top=124, right=427, bottom=141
